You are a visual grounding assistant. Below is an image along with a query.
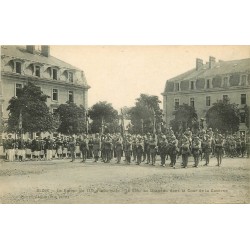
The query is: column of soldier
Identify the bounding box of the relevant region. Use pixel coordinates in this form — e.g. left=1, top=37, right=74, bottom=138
left=3, top=127, right=250, bottom=167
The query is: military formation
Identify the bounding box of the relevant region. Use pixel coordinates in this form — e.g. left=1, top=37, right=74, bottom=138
left=3, top=127, right=250, bottom=168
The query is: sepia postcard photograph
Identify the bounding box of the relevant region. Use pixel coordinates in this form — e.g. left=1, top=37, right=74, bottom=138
left=0, top=45, right=249, bottom=204
left=1, top=2, right=250, bottom=250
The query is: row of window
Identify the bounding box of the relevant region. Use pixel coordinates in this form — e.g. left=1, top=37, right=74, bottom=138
left=52, top=88, right=74, bottom=103
left=174, top=75, right=248, bottom=91
left=174, top=94, right=247, bottom=110
left=15, top=84, right=74, bottom=103
left=13, top=61, right=74, bottom=82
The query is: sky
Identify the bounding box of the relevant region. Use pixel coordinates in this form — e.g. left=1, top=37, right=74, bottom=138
left=50, top=46, right=250, bottom=110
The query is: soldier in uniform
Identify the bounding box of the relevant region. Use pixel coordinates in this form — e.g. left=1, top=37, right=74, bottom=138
left=68, top=137, right=76, bottom=162
left=75, top=137, right=81, bottom=159
left=203, top=134, right=212, bottom=166
left=124, top=134, right=132, bottom=164
left=149, top=135, right=157, bottom=166
left=144, top=133, right=151, bottom=164
left=142, top=135, right=147, bottom=162
left=235, top=136, right=242, bottom=157
left=136, top=135, right=144, bottom=165
left=14, top=139, right=19, bottom=161
left=240, top=134, right=246, bottom=158
left=2, top=136, right=7, bottom=159
left=56, top=138, right=63, bottom=159
left=30, top=138, right=36, bottom=160
left=180, top=135, right=190, bottom=168
left=104, top=134, right=113, bottom=163
left=229, top=135, right=236, bottom=158
left=93, top=133, right=101, bottom=162
left=32, top=137, right=40, bottom=161
left=114, top=134, right=123, bottom=164
left=191, top=135, right=201, bottom=167
left=80, top=134, right=89, bottom=163
left=158, top=135, right=168, bottom=167
left=224, top=136, right=230, bottom=157
left=184, top=128, right=192, bottom=143
left=5, top=135, right=15, bottom=162
left=25, top=139, right=32, bottom=160
left=88, top=136, right=94, bottom=159
left=132, top=135, right=137, bottom=162
left=62, top=137, right=69, bottom=159
left=40, top=139, right=46, bottom=160
left=214, top=134, right=224, bottom=166
left=168, top=135, right=178, bottom=168
left=52, top=138, right=57, bottom=159
left=199, top=129, right=206, bottom=160
left=45, top=136, right=53, bottom=161
left=207, top=128, right=214, bottom=138
left=246, top=133, right=250, bottom=158
left=101, top=135, right=106, bottom=162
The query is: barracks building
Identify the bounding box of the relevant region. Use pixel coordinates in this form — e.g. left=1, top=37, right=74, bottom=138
left=0, top=45, right=90, bottom=139
left=162, top=56, right=250, bottom=134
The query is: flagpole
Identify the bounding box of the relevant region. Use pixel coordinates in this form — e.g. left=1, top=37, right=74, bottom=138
left=141, top=118, right=144, bottom=135
left=19, top=108, right=23, bottom=137
left=120, top=108, right=125, bottom=137
left=101, top=116, right=104, bottom=135
left=85, top=109, right=89, bottom=134
left=152, top=109, right=156, bottom=135
left=86, top=118, right=89, bottom=135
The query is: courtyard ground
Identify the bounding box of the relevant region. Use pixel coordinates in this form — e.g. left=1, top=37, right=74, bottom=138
left=0, top=156, right=249, bottom=204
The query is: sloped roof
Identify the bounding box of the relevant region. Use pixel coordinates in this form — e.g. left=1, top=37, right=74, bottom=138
left=167, top=58, right=250, bottom=82
left=1, top=45, right=82, bottom=71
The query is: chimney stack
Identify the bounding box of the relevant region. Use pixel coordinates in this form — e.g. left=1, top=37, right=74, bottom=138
left=196, top=58, right=203, bottom=70
left=41, top=45, right=50, bottom=57
left=209, top=56, right=216, bottom=69
left=26, top=45, right=35, bottom=54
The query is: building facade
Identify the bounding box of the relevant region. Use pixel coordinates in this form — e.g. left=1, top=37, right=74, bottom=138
left=162, top=57, right=250, bottom=133
left=0, top=45, right=90, bottom=137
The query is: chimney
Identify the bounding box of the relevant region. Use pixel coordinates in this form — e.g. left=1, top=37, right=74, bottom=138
left=26, top=45, right=35, bottom=54
left=196, top=58, right=203, bottom=70
left=41, top=45, right=50, bottom=57
left=209, top=56, right=216, bottom=69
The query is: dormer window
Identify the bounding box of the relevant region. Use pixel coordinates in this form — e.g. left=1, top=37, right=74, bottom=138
left=11, top=59, right=24, bottom=74
left=35, top=65, right=40, bottom=77
left=223, top=77, right=229, bottom=87
left=176, top=82, right=180, bottom=91
left=68, top=72, right=73, bottom=83
left=190, top=81, right=195, bottom=90
left=206, top=79, right=212, bottom=89
left=15, top=61, right=22, bottom=74
left=52, top=69, right=58, bottom=80
left=241, top=75, right=247, bottom=86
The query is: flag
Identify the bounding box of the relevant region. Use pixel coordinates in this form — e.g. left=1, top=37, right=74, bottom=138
left=120, top=109, right=125, bottom=136
left=18, top=110, right=22, bottom=130
left=85, top=110, right=89, bottom=134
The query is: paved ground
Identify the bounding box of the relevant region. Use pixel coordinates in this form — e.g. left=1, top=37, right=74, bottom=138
left=0, top=156, right=249, bottom=204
